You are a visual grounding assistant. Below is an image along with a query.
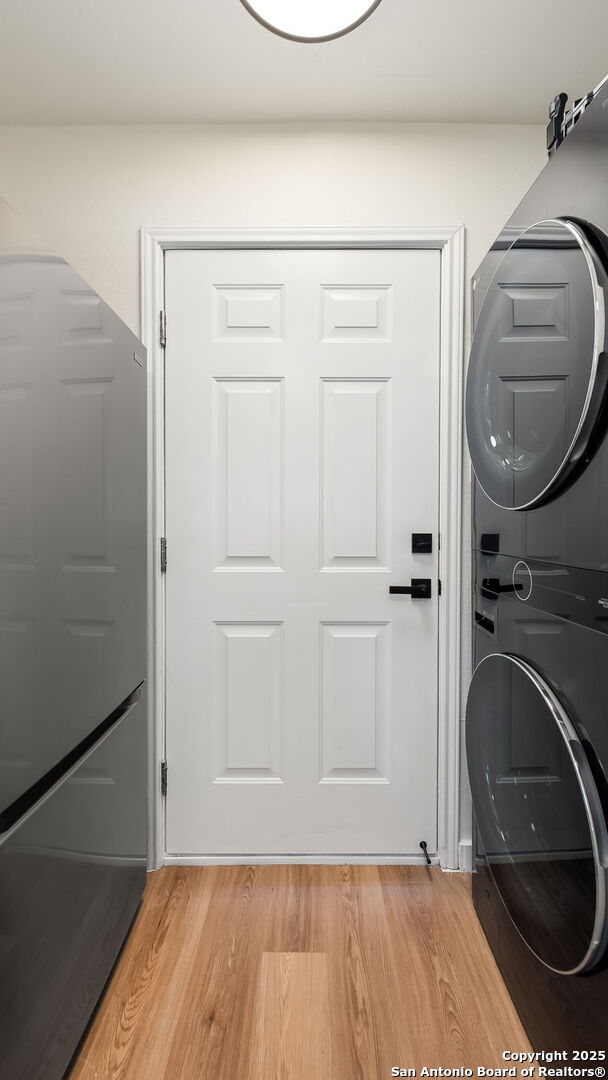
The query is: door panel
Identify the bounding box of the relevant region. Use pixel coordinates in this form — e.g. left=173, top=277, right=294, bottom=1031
left=214, top=378, right=283, bottom=568
left=320, top=622, right=388, bottom=781
left=165, top=249, right=440, bottom=855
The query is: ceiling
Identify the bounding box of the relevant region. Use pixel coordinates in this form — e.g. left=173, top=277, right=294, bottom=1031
left=0, top=0, right=607, bottom=125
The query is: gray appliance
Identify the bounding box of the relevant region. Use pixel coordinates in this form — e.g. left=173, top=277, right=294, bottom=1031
left=467, top=77, right=608, bottom=572
left=0, top=198, right=147, bottom=1079
left=467, top=559, right=608, bottom=1050
left=465, top=81, right=608, bottom=1051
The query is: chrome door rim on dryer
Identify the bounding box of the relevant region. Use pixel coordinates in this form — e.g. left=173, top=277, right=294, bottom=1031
left=466, top=652, right=608, bottom=975
left=466, top=218, right=608, bottom=511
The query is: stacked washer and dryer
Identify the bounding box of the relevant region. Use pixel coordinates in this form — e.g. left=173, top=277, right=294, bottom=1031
left=465, top=84, right=608, bottom=1050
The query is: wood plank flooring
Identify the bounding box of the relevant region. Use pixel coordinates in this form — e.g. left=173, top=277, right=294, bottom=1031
left=71, top=866, right=530, bottom=1079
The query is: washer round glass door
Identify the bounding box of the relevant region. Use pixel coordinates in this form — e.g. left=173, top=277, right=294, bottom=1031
left=466, top=219, right=608, bottom=510
left=466, top=653, right=608, bottom=974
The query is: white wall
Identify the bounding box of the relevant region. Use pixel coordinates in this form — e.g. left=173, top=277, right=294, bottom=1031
left=0, top=121, right=547, bottom=857
left=0, top=123, right=545, bottom=335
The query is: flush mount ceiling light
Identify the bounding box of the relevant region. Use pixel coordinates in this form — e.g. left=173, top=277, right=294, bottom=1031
left=240, top=0, right=383, bottom=43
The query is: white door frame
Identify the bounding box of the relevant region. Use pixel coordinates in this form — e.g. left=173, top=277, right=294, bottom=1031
left=141, top=226, right=465, bottom=871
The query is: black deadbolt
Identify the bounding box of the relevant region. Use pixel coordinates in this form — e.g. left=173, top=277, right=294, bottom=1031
left=412, top=532, right=433, bottom=554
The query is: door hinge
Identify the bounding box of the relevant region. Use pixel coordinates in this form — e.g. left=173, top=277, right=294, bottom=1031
left=161, top=760, right=168, bottom=797
left=160, top=536, right=167, bottom=572
left=438, top=578, right=442, bottom=596
left=159, top=309, right=166, bottom=349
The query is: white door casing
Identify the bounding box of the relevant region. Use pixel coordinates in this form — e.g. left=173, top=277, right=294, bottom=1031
left=164, top=247, right=444, bottom=857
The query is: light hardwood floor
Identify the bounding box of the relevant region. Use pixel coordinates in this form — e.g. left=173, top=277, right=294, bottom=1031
left=71, top=866, right=530, bottom=1079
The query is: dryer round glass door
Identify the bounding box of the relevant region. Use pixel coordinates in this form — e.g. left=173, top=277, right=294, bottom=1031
left=466, top=219, right=608, bottom=510
left=466, top=652, right=608, bottom=974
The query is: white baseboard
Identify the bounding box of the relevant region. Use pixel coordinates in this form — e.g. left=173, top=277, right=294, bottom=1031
left=458, top=839, right=473, bottom=872
left=164, top=853, right=439, bottom=866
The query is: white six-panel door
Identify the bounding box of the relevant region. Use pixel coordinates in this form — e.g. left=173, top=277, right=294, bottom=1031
left=164, top=249, right=440, bottom=856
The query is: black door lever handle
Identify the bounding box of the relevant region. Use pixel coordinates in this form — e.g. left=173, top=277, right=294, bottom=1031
left=389, top=578, right=432, bottom=599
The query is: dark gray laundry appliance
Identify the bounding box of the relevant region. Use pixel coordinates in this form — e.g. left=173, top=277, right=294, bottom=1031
left=466, top=81, right=608, bottom=1052
left=467, top=559, right=608, bottom=1050
left=467, top=81, right=608, bottom=571
left=0, top=197, right=147, bottom=1079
